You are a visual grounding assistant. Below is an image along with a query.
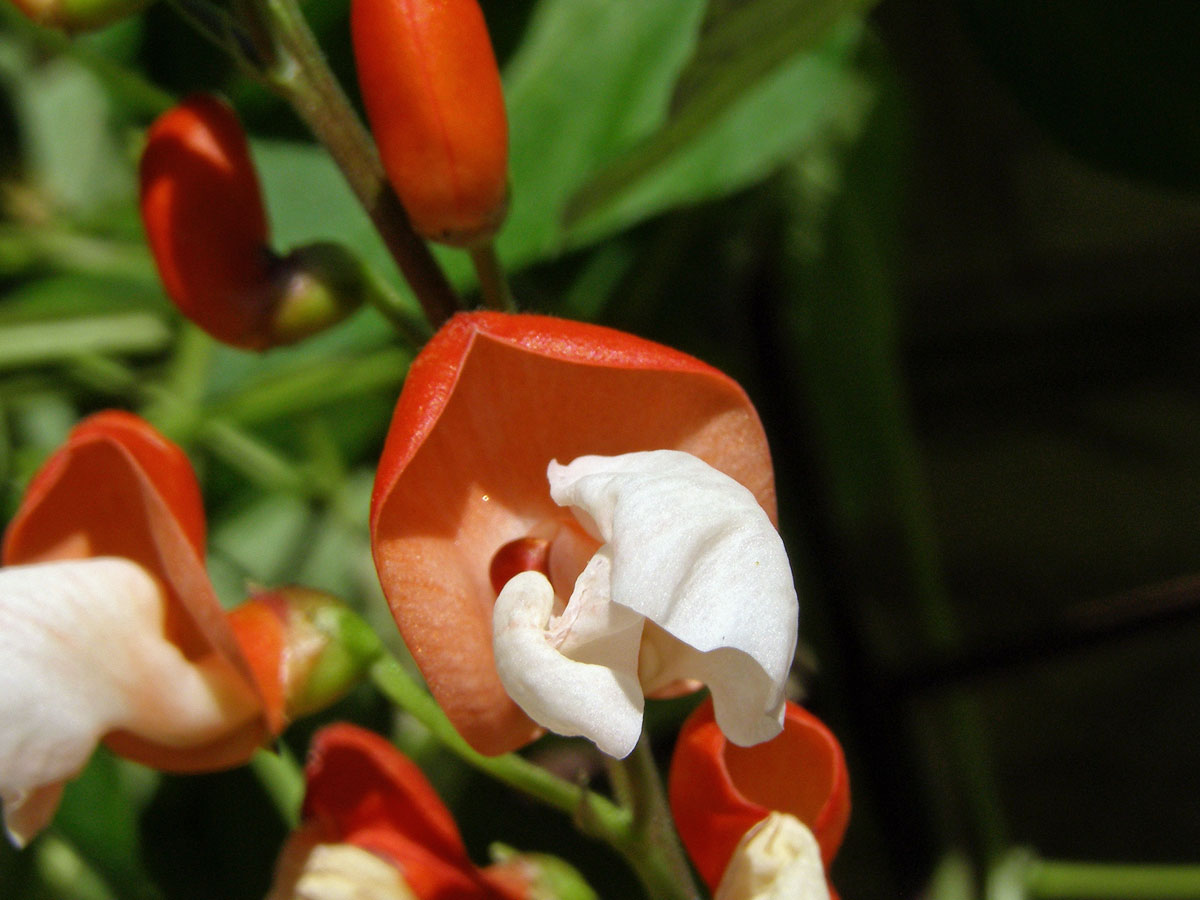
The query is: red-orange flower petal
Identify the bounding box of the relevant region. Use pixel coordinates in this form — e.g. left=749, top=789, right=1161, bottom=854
left=301, top=724, right=526, bottom=900
left=370, top=312, right=775, bottom=755
left=3, top=410, right=270, bottom=770
left=351, top=0, right=508, bottom=245
left=668, top=697, right=850, bottom=892
left=139, top=94, right=276, bottom=349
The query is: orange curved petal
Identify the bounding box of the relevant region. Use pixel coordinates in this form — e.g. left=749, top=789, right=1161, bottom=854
left=302, top=724, right=525, bottom=900
left=2, top=410, right=269, bottom=770
left=139, top=93, right=275, bottom=349
left=668, top=697, right=850, bottom=891
left=370, top=312, right=775, bottom=755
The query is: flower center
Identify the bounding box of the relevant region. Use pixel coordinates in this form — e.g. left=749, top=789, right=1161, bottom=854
left=488, top=518, right=599, bottom=603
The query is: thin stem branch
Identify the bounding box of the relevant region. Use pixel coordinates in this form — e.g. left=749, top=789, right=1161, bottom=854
left=369, top=656, right=699, bottom=900
left=1027, top=860, right=1200, bottom=899
left=609, top=737, right=703, bottom=900
left=252, top=0, right=460, bottom=328
left=368, top=656, right=622, bottom=826
left=469, top=242, right=515, bottom=311
left=250, top=746, right=304, bottom=828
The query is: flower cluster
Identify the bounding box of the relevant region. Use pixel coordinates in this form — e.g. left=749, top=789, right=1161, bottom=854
left=0, top=1, right=855, bottom=897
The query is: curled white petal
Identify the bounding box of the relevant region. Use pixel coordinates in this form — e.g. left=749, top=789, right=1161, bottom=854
left=0, top=557, right=258, bottom=845
left=549, top=450, right=797, bottom=746
left=493, top=568, right=643, bottom=758
left=715, top=812, right=830, bottom=900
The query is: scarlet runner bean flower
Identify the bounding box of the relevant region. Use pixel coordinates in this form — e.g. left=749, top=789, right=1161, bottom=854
left=351, top=0, right=509, bottom=246
left=668, top=698, right=851, bottom=899
left=266, top=723, right=535, bottom=900
left=139, top=94, right=366, bottom=350
left=0, top=412, right=367, bottom=845
left=370, top=312, right=797, bottom=757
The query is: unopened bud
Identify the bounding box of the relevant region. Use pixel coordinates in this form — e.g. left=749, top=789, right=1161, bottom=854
left=140, top=96, right=366, bottom=350
left=270, top=242, right=369, bottom=347
left=8, top=0, right=151, bottom=32
left=488, top=845, right=598, bottom=900
left=228, top=587, right=383, bottom=729
left=351, top=0, right=509, bottom=246
left=714, top=813, right=829, bottom=900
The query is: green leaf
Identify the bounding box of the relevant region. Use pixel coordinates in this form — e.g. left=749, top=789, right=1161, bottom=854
left=0, top=30, right=134, bottom=215
left=567, top=18, right=872, bottom=246
left=251, top=138, right=394, bottom=282
left=564, top=2, right=876, bottom=244
left=499, top=0, right=708, bottom=266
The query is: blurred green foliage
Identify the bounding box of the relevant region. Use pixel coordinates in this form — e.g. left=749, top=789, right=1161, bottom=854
left=2, top=0, right=1200, bottom=898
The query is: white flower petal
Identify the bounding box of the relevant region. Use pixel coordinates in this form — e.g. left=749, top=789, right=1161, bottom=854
left=548, top=450, right=797, bottom=746
left=0, top=557, right=258, bottom=845
left=270, top=842, right=418, bottom=900
left=492, top=569, right=643, bottom=758
left=715, top=812, right=830, bottom=900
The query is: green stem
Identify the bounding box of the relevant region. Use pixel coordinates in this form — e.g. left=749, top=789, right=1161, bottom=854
left=0, top=224, right=157, bottom=282
left=206, top=347, right=411, bottom=426
left=361, top=264, right=434, bottom=347
left=66, top=354, right=329, bottom=496
left=1027, top=861, right=1200, bottom=899
left=608, top=738, right=703, bottom=900
left=469, top=242, right=515, bottom=312
left=250, top=0, right=460, bottom=329
left=250, top=746, right=305, bottom=828
left=369, top=656, right=619, bottom=824
left=370, top=655, right=698, bottom=900
left=0, top=315, right=171, bottom=371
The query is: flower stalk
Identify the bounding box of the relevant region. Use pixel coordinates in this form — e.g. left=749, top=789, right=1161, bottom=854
left=369, top=654, right=698, bottom=900
left=252, top=0, right=459, bottom=329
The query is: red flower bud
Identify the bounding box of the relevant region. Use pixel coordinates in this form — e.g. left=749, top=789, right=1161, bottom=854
left=226, top=586, right=383, bottom=729
left=139, top=94, right=274, bottom=349
left=351, top=0, right=509, bottom=246
left=139, top=96, right=365, bottom=350
left=668, top=698, right=851, bottom=894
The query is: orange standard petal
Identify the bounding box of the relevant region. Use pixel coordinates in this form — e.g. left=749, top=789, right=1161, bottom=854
left=2, top=410, right=273, bottom=768
left=139, top=94, right=276, bottom=349
left=301, top=724, right=527, bottom=900
left=370, top=312, right=775, bottom=755
left=668, top=697, right=851, bottom=893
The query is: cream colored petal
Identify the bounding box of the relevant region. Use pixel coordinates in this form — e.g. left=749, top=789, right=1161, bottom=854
left=269, top=842, right=418, bottom=900
left=492, top=569, right=643, bottom=758
left=549, top=450, right=797, bottom=746
left=0, top=558, right=258, bottom=845
left=715, top=812, right=830, bottom=900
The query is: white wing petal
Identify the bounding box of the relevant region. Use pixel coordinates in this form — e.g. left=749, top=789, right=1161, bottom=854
left=0, top=557, right=256, bottom=845
left=549, top=450, right=797, bottom=746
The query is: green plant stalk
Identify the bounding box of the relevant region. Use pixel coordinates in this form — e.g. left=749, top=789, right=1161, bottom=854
left=1027, top=861, right=1200, bottom=899
left=207, top=347, right=411, bottom=426
left=66, top=354, right=330, bottom=497
left=468, top=242, right=515, bottom=312
left=0, top=315, right=171, bottom=371
left=369, top=655, right=696, bottom=900
left=607, top=739, right=703, bottom=900
left=249, top=0, right=460, bottom=329
left=250, top=746, right=304, bottom=828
